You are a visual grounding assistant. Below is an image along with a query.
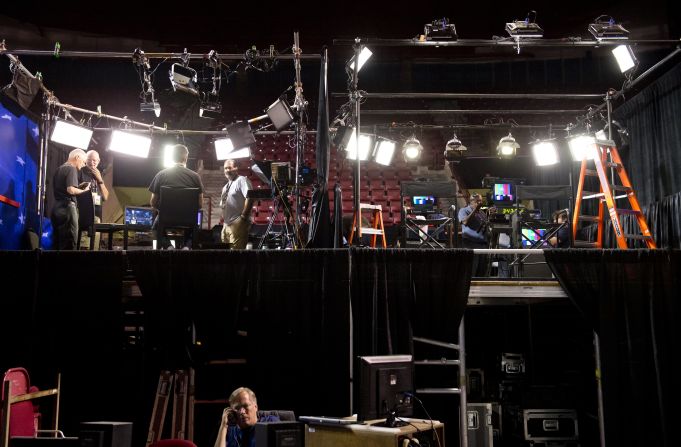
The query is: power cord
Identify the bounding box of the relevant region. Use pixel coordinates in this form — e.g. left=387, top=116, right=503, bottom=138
left=403, top=393, right=442, bottom=447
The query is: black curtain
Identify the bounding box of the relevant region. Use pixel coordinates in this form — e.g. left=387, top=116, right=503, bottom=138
left=545, top=249, right=681, bottom=447
left=351, top=248, right=473, bottom=357
left=614, top=61, right=681, bottom=206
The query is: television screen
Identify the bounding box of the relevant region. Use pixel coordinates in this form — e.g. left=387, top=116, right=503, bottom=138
left=493, top=183, right=514, bottom=203
left=357, top=355, right=413, bottom=426
left=522, top=228, right=547, bottom=248
left=412, top=196, right=436, bottom=213
left=124, top=206, right=155, bottom=227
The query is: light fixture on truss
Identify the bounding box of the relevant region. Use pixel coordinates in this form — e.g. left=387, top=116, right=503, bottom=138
left=443, top=133, right=467, bottom=161
left=496, top=133, right=520, bottom=158
left=588, top=15, right=630, bottom=41
left=505, top=11, right=544, bottom=38
left=50, top=118, right=93, bottom=150
left=402, top=135, right=423, bottom=162
left=568, top=134, right=598, bottom=161
left=532, top=139, right=559, bottom=166
left=215, top=121, right=256, bottom=160
left=611, top=44, right=638, bottom=74
left=134, top=48, right=161, bottom=118
left=199, top=50, right=223, bottom=119
left=169, top=62, right=199, bottom=96
left=424, top=18, right=458, bottom=41
left=266, top=98, right=295, bottom=131
left=108, top=129, right=152, bottom=158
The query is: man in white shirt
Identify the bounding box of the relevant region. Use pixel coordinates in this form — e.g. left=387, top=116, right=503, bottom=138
left=220, top=159, right=253, bottom=249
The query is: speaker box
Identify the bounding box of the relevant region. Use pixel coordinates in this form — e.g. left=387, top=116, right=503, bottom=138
left=519, top=253, right=554, bottom=278
left=79, top=422, right=132, bottom=447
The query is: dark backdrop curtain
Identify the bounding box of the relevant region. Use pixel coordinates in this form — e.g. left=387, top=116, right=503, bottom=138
left=545, top=249, right=681, bottom=447
left=614, top=61, right=681, bottom=205
left=351, top=248, right=473, bottom=356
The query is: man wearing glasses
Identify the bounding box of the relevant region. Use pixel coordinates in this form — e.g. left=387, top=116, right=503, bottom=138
left=214, top=387, right=279, bottom=447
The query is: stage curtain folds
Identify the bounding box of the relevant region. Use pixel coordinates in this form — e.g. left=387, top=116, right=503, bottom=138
left=544, top=249, right=681, bottom=447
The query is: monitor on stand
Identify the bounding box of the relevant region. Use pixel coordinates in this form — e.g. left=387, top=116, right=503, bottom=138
left=356, top=355, right=414, bottom=427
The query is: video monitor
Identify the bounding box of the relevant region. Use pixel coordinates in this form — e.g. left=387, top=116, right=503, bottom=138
left=521, top=228, right=548, bottom=248
left=356, top=355, right=414, bottom=426
left=412, top=195, right=436, bottom=213
left=493, top=183, right=514, bottom=203
left=124, top=206, right=155, bottom=228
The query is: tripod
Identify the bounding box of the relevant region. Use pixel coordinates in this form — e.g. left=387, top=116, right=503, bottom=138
left=257, top=183, right=300, bottom=249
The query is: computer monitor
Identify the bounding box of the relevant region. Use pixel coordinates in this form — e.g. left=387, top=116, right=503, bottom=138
left=124, top=206, right=155, bottom=228
left=412, top=196, right=436, bottom=213
left=357, top=355, right=414, bottom=426
left=255, top=421, right=303, bottom=447
left=493, top=183, right=514, bottom=204
left=521, top=228, right=548, bottom=248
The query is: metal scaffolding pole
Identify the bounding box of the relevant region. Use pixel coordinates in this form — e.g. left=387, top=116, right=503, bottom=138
left=332, top=92, right=604, bottom=100
left=360, top=109, right=585, bottom=115
left=333, top=38, right=681, bottom=48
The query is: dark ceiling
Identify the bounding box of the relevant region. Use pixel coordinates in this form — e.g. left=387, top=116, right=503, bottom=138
left=2, top=1, right=677, bottom=49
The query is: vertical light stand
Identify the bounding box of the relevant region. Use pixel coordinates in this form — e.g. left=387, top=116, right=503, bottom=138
left=351, top=38, right=362, bottom=241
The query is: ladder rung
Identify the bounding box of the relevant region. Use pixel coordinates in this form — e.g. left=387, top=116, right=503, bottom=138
left=623, top=234, right=653, bottom=240
left=610, top=185, right=632, bottom=193
left=604, top=161, right=622, bottom=169
left=574, top=240, right=598, bottom=248
left=416, top=388, right=461, bottom=395
left=582, top=191, right=605, bottom=198
left=359, top=228, right=384, bottom=235
left=617, top=209, right=642, bottom=216
left=578, top=215, right=601, bottom=222
left=359, top=203, right=382, bottom=210
left=414, top=360, right=461, bottom=366
left=584, top=169, right=598, bottom=176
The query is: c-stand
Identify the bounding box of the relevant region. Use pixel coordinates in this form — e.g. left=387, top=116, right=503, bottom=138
left=257, top=182, right=299, bottom=249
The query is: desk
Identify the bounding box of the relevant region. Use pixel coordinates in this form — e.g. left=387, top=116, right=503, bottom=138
left=404, top=217, right=452, bottom=248
left=92, top=224, right=151, bottom=250
left=305, top=418, right=444, bottom=447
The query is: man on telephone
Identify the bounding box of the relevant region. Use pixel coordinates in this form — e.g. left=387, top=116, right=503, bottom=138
left=214, top=387, right=279, bottom=447
left=458, top=193, right=493, bottom=276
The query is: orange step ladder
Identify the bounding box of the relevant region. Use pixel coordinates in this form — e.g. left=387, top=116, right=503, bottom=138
left=572, top=139, right=656, bottom=249
left=348, top=203, right=387, bottom=248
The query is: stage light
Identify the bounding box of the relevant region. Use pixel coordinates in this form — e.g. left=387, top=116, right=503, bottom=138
left=443, top=133, right=467, bottom=161
left=532, top=140, right=559, bottom=166
left=108, top=130, right=151, bottom=158
left=214, top=138, right=251, bottom=160
left=568, top=135, right=598, bottom=161
left=266, top=98, right=295, bottom=131
left=496, top=133, right=519, bottom=158
left=373, top=138, right=397, bottom=166
left=588, top=16, right=629, bottom=40
left=505, top=11, right=544, bottom=38
left=424, top=18, right=458, bottom=40
left=140, top=100, right=161, bottom=117
left=333, top=126, right=355, bottom=149
left=402, top=135, right=423, bottom=162
left=347, top=47, right=373, bottom=72
left=49, top=119, right=93, bottom=150
left=345, top=130, right=374, bottom=161
left=169, top=63, right=199, bottom=96
left=612, top=45, right=637, bottom=73
left=199, top=101, right=222, bottom=119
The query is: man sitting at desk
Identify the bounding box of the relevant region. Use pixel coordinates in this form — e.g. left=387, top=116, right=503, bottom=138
left=214, top=387, right=279, bottom=447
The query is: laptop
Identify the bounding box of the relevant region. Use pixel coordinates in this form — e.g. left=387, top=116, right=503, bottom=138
left=124, top=206, right=155, bottom=228
left=298, top=416, right=359, bottom=426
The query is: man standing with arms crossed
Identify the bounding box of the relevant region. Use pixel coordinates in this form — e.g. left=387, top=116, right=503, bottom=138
left=220, top=159, right=253, bottom=249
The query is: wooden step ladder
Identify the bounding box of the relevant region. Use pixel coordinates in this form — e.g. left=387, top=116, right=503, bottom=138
left=572, top=139, right=656, bottom=249
left=348, top=203, right=387, bottom=248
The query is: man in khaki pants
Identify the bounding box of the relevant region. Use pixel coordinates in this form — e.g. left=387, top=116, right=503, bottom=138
left=220, top=159, right=253, bottom=249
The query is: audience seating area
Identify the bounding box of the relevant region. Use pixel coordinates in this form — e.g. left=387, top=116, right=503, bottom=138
left=240, top=135, right=415, bottom=227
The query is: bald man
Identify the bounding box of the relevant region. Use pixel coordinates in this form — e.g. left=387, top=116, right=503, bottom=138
left=79, top=150, right=109, bottom=249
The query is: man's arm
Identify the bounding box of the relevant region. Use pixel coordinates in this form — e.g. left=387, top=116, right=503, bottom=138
left=214, top=408, right=230, bottom=447
left=241, top=198, right=253, bottom=219
left=89, top=167, right=109, bottom=201
left=150, top=193, right=159, bottom=210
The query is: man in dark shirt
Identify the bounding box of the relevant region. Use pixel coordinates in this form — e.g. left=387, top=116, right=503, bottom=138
left=549, top=209, right=571, bottom=248
left=148, top=144, right=204, bottom=249
left=51, top=148, right=90, bottom=250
